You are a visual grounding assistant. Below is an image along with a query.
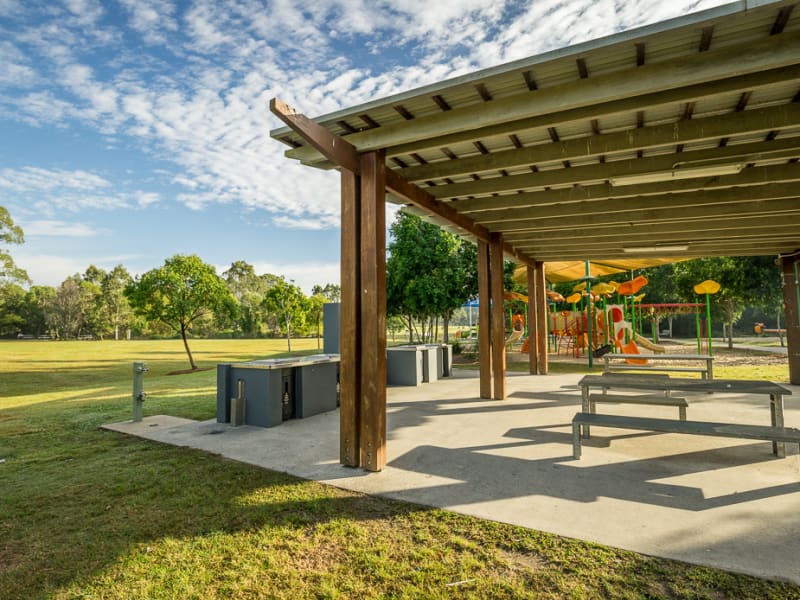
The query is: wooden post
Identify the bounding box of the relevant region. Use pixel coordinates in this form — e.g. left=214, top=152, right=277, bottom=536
left=780, top=254, right=800, bottom=385
left=477, top=240, right=492, bottom=398
left=535, top=261, right=549, bottom=375
left=339, top=170, right=360, bottom=467
left=490, top=233, right=506, bottom=399
left=359, top=150, right=387, bottom=471
left=527, top=265, right=538, bottom=375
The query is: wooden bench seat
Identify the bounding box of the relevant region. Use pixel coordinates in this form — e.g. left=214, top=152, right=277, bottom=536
left=588, top=393, right=688, bottom=420
left=605, top=365, right=707, bottom=374
left=571, top=412, right=800, bottom=459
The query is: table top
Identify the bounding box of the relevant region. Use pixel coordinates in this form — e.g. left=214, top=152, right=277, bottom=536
left=603, top=354, right=713, bottom=361
left=579, top=373, right=791, bottom=395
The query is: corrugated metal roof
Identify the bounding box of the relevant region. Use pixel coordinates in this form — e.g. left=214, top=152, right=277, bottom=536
left=271, top=0, right=800, bottom=266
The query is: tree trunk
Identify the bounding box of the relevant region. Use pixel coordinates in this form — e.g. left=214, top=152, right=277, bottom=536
left=180, top=322, right=197, bottom=370
left=285, top=316, right=292, bottom=352
left=443, top=312, right=450, bottom=343
left=317, top=317, right=321, bottom=350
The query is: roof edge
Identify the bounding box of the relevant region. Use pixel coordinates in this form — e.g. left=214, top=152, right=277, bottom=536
left=270, top=0, right=785, bottom=139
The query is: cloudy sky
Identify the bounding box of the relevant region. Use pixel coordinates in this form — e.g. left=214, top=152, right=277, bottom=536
left=1, top=0, right=729, bottom=292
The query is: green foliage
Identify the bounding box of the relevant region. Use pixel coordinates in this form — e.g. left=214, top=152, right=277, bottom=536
left=0, top=281, right=26, bottom=334
left=312, top=283, right=341, bottom=302
left=387, top=213, right=476, bottom=342
left=126, top=254, right=238, bottom=368
left=0, top=206, right=29, bottom=284
left=263, top=276, right=307, bottom=351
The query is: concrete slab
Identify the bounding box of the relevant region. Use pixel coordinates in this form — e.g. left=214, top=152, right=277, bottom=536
left=103, top=371, right=800, bottom=584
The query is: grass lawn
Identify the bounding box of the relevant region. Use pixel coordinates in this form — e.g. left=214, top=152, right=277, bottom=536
left=1, top=339, right=798, bottom=599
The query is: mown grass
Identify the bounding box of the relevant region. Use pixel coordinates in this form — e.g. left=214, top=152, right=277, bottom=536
left=1, top=339, right=798, bottom=599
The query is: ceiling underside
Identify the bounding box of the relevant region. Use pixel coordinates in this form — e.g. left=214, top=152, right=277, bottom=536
left=271, top=0, right=800, bottom=267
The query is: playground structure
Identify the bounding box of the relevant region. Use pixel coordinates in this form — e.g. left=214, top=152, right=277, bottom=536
left=501, top=274, right=718, bottom=362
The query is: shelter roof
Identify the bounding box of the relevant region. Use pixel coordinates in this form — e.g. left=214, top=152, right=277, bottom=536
left=271, top=0, right=800, bottom=267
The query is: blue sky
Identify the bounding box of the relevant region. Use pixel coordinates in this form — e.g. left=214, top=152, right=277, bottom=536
left=0, top=0, right=727, bottom=293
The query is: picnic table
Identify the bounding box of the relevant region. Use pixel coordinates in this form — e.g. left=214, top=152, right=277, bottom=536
left=603, top=353, right=714, bottom=379
left=575, top=373, right=796, bottom=458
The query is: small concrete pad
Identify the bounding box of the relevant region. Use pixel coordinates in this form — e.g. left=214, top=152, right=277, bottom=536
left=103, top=372, right=800, bottom=584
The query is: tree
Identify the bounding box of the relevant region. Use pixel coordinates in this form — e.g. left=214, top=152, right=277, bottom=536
left=101, top=265, right=134, bottom=340
left=49, top=277, right=86, bottom=339
left=263, top=277, right=307, bottom=352
left=21, top=286, right=56, bottom=336
left=0, top=282, right=26, bottom=335
left=311, top=283, right=341, bottom=303
left=223, top=261, right=274, bottom=337
left=386, top=213, right=476, bottom=342
left=126, top=254, right=238, bottom=369
left=307, top=292, right=326, bottom=349
left=0, top=206, right=29, bottom=285
left=670, top=256, right=782, bottom=348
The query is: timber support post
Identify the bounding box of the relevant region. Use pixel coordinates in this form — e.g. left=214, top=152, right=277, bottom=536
left=477, top=240, right=492, bottom=398
left=490, top=232, right=506, bottom=399
left=534, top=261, right=549, bottom=375
left=780, top=253, right=800, bottom=385
left=527, top=265, right=538, bottom=375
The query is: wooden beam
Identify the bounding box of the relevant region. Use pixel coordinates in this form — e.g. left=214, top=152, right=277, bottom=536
left=474, top=182, right=800, bottom=224
left=397, top=104, right=800, bottom=183
left=527, top=242, right=800, bottom=261
left=506, top=217, right=800, bottom=243
left=454, top=163, right=800, bottom=213
left=271, top=99, right=537, bottom=269
left=429, top=137, right=800, bottom=200
left=490, top=232, right=506, bottom=400
left=487, top=197, right=800, bottom=233
left=527, top=265, right=538, bottom=375
left=516, top=229, right=800, bottom=249
left=384, top=168, right=537, bottom=268
left=339, top=169, right=360, bottom=467
left=358, top=150, right=387, bottom=472
left=286, top=34, right=800, bottom=163
left=477, top=240, right=492, bottom=398
left=534, top=262, right=548, bottom=375
left=385, top=169, right=491, bottom=243
left=270, top=98, right=360, bottom=173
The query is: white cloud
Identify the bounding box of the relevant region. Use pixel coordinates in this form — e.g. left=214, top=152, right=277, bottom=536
left=0, top=0, right=735, bottom=247
left=245, top=260, right=341, bottom=294
left=134, top=191, right=160, bottom=207
left=0, top=167, right=111, bottom=192
left=22, top=219, right=102, bottom=237
left=14, top=252, right=141, bottom=286
left=118, top=0, right=178, bottom=45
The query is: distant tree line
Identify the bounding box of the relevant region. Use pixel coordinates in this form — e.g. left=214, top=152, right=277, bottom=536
left=1, top=255, right=340, bottom=347
left=1, top=206, right=786, bottom=357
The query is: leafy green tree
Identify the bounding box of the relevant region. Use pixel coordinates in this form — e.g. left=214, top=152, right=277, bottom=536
left=312, top=283, right=341, bottom=303
left=126, top=254, right=238, bottom=369
left=21, top=286, right=56, bottom=336
left=307, top=292, right=326, bottom=349
left=223, top=261, right=278, bottom=336
left=670, top=256, right=781, bottom=348
left=49, top=276, right=86, bottom=339
left=0, top=281, right=26, bottom=335
left=102, top=265, right=134, bottom=340
left=0, top=206, right=29, bottom=284
left=263, top=277, right=307, bottom=351
left=386, top=213, right=478, bottom=342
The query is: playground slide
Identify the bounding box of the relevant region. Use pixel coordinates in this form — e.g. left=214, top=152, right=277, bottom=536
left=505, top=328, right=524, bottom=347
left=633, top=332, right=666, bottom=354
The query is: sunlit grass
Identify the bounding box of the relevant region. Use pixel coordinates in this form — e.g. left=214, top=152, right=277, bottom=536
left=1, top=338, right=797, bottom=599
